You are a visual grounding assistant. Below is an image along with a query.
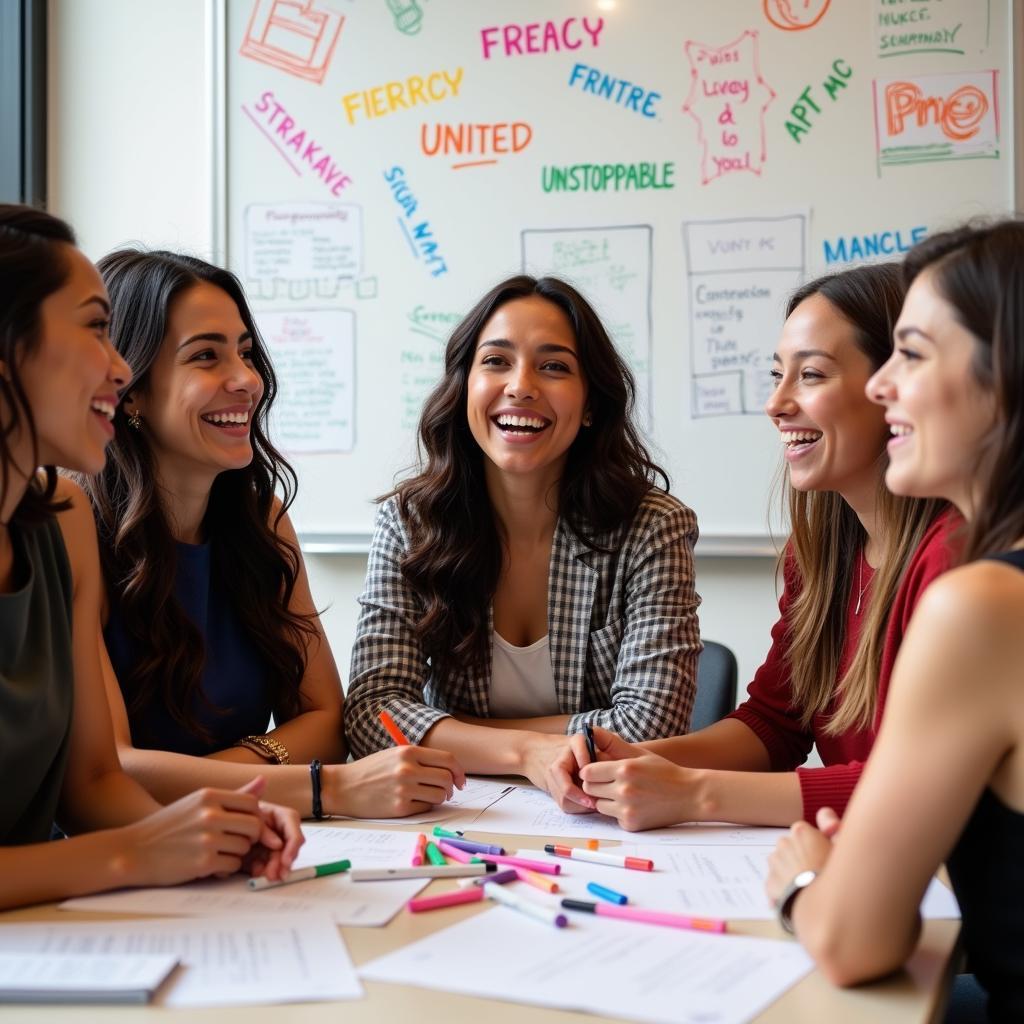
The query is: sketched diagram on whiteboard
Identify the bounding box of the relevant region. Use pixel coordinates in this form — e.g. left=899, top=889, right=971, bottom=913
left=762, top=0, right=832, bottom=32
left=257, top=308, right=356, bottom=455
left=684, top=215, right=806, bottom=418
left=521, top=225, right=653, bottom=428
left=240, top=0, right=344, bottom=85
left=244, top=201, right=369, bottom=301
left=682, top=30, right=776, bottom=185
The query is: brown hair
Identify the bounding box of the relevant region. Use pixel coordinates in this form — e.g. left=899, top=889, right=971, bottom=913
left=79, top=249, right=317, bottom=744
left=780, top=264, right=944, bottom=734
left=388, top=274, right=667, bottom=679
left=900, top=220, right=1024, bottom=563
left=0, top=204, right=76, bottom=525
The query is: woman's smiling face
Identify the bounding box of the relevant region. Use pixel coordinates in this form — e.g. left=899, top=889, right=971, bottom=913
left=466, top=295, right=587, bottom=485
left=765, top=293, right=890, bottom=504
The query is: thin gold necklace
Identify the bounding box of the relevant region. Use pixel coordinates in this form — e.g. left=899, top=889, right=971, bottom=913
left=855, top=555, right=868, bottom=615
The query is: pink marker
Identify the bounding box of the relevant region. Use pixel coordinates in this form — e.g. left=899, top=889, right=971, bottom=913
left=561, top=899, right=726, bottom=933
left=408, top=888, right=484, bottom=913
left=480, top=853, right=561, bottom=875
left=437, top=841, right=481, bottom=865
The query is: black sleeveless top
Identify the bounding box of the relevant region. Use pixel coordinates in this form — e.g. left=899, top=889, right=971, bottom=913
left=0, top=518, right=74, bottom=845
left=945, top=549, right=1024, bottom=1023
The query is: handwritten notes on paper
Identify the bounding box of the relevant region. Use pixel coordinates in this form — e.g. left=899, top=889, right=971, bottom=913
left=684, top=214, right=806, bottom=417
left=361, top=907, right=814, bottom=1024
left=522, top=225, right=652, bottom=425
left=258, top=309, right=355, bottom=454
left=683, top=31, right=775, bottom=184
left=0, top=916, right=358, bottom=1007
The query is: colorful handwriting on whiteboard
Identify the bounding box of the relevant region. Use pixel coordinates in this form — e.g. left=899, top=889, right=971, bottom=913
left=763, top=0, right=832, bottom=32
left=683, top=31, right=775, bottom=184
left=823, top=225, right=927, bottom=264
left=875, top=0, right=980, bottom=58
left=384, top=167, right=449, bottom=278
left=341, top=69, right=464, bottom=125
left=421, top=123, right=533, bottom=170
left=480, top=18, right=604, bottom=59
left=873, top=70, right=999, bottom=167
left=542, top=162, right=674, bottom=193
left=240, top=0, right=344, bottom=85
left=784, top=59, right=853, bottom=142
left=568, top=64, right=661, bottom=119
left=244, top=92, right=353, bottom=194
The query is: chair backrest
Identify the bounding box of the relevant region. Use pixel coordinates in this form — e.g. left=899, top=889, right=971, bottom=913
left=690, top=640, right=739, bottom=732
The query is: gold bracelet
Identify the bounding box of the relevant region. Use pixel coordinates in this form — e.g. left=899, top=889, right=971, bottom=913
left=236, top=734, right=291, bottom=765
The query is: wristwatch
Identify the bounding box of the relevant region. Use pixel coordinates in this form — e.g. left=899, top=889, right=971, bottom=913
left=775, top=869, right=817, bottom=934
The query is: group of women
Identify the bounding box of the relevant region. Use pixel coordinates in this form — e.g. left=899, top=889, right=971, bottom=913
left=0, top=200, right=1021, bottom=1020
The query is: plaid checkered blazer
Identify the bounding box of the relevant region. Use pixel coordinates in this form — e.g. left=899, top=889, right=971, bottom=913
left=344, top=489, right=701, bottom=758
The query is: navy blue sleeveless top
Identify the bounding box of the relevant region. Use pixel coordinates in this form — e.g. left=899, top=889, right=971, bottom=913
left=105, top=541, right=274, bottom=756
left=945, top=549, right=1024, bottom=1022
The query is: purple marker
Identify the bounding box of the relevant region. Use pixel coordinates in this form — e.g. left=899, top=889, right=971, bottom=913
left=471, top=868, right=518, bottom=886
left=440, top=837, right=506, bottom=857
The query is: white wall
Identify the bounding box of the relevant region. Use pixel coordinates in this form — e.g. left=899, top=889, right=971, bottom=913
left=47, top=0, right=781, bottom=701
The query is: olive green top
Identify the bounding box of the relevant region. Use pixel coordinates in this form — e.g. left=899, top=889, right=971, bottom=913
left=0, top=517, right=73, bottom=845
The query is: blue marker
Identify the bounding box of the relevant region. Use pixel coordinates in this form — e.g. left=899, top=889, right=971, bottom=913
left=586, top=881, right=628, bottom=905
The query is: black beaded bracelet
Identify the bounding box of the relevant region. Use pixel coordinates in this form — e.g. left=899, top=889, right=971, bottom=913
left=309, top=759, right=324, bottom=819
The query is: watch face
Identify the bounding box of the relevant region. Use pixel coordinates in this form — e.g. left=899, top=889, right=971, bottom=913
left=794, top=869, right=817, bottom=888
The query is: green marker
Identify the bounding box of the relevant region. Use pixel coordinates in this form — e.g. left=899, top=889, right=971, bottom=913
left=424, top=841, right=447, bottom=866
left=432, top=826, right=465, bottom=839
left=248, top=858, right=351, bottom=891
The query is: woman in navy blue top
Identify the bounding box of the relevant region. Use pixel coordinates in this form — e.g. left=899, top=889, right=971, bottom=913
left=765, top=221, right=1024, bottom=1022
left=83, top=251, right=464, bottom=819
left=0, top=204, right=301, bottom=908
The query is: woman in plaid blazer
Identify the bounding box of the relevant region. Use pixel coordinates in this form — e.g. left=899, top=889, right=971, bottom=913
left=344, top=275, right=701, bottom=804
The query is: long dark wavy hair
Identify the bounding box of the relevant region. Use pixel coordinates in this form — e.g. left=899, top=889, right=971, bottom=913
left=79, top=250, right=317, bottom=742
left=900, top=220, right=1024, bottom=563
left=0, top=204, right=76, bottom=526
left=779, top=264, right=944, bottom=734
left=387, top=274, right=668, bottom=679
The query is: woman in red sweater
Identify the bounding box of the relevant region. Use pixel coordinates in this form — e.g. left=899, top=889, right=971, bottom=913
left=550, top=262, right=957, bottom=828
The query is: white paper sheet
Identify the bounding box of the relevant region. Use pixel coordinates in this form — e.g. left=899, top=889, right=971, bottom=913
left=513, top=845, right=960, bottom=922
left=360, top=905, right=813, bottom=1024
left=60, top=826, right=427, bottom=926
left=0, top=915, right=359, bottom=1008
left=451, top=783, right=788, bottom=845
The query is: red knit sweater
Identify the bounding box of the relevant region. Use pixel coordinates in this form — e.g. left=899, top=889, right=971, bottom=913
left=727, top=510, right=961, bottom=821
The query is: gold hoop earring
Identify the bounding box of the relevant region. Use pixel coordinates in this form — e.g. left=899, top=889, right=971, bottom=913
left=582, top=412, right=593, bottom=427
left=127, top=409, right=142, bottom=430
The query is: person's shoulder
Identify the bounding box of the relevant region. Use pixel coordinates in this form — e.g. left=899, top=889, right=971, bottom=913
left=913, top=557, right=1024, bottom=650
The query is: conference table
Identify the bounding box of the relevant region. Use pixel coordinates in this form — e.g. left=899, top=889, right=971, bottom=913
left=0, top=815, right=960, bottom=1023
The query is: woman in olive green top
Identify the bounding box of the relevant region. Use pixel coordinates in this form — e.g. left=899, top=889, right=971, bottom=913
left=0, top=204, right=303, bottom=909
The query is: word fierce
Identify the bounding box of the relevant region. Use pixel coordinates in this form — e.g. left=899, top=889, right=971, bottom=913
left=252, top=92, right=352, bottom=194
left=481, top=18, right=604, bottom=59
left=342, top=68, right=463, bottom=125
left=568, top=63, right=660, bottom=118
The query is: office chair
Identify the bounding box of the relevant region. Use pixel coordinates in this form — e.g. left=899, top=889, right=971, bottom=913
left=690, top=640, right=739, bottom=732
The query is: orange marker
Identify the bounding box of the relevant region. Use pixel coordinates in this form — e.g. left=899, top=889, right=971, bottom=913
left=379, top=709, right=410, bottom=746
left=586, top=839, right=600, bottom=851
left=411, top=833, right=427, bottom=866
left=514, top=867, right=560, bottom=894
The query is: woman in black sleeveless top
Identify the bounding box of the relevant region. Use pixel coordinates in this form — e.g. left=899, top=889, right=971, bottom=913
left=0, top=204, right=301, bottom=909
left=764, top=220, right=1024, bottom=1023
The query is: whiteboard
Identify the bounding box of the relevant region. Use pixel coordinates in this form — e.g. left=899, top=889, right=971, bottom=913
left=223, top=0, right=1016, bottom=550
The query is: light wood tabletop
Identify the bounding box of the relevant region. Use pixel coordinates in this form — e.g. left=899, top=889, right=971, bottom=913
left=0, top=817, right=960, bottom=1023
